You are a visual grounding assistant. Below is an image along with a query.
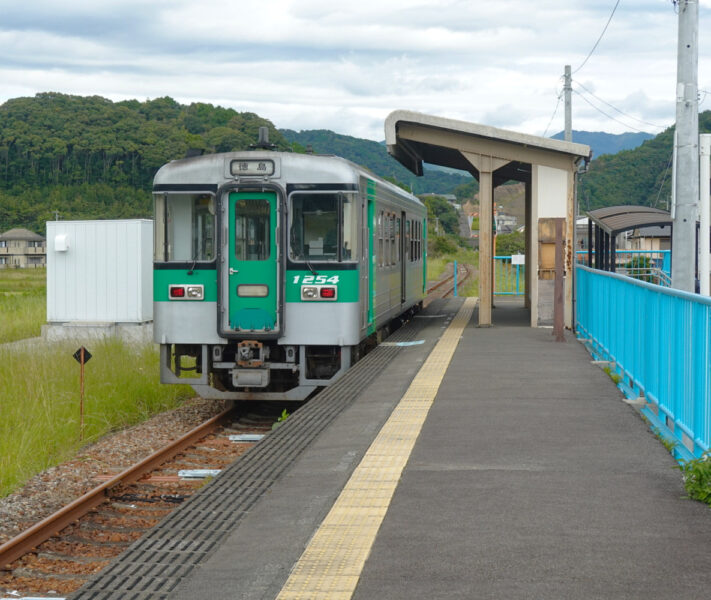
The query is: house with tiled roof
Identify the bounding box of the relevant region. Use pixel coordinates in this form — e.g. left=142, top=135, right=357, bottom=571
left=0, top=228, right=46, bottom=268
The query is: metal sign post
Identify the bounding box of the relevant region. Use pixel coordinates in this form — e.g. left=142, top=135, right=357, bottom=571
left=73, top=346, right=92, bottom=441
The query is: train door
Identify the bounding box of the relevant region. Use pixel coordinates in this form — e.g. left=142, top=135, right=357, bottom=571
left=227, top=191, right=279, bottom=333
left=400, top=211, right=407, bottom=303
left=360, top=193, right=369, bottom=330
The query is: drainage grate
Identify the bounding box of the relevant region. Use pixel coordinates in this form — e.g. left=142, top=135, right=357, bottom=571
left=70, top=311, right=437, bottom=599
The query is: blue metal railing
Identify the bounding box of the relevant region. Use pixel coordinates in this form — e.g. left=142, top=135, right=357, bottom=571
left=493, top=256, right=525, bottom=296
left=576, top=264, right=711, bottom=461
left=575, top=250, right=671, bottom=287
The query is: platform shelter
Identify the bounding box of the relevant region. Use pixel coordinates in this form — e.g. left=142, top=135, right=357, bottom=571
left=384, top=110, right=590, bottom=328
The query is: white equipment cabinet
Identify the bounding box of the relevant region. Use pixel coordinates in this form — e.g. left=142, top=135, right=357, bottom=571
left=46, top=220, right=153, bottom=324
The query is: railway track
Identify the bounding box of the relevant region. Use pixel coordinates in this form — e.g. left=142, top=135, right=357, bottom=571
left=0, top=272, right=465, bottom=598
left=426, top=262, right=475, bottom=302
left=0, top=405, right=286, bottom=598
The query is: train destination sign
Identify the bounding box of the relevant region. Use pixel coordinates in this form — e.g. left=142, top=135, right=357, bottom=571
left=230, top=159, right=275, bottom=177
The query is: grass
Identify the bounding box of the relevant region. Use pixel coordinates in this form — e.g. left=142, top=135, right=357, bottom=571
left=677, top=453, right=711, bottom=506
left=427, top=248, right=479, bottom=298
left=0, top=339, right=194, bottom=497
left=0, top=267, right=47, bottom=343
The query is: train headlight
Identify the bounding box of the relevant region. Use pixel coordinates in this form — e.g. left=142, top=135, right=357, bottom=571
left=301, top=286, right=319, bottom=300
left=186, top=285, right=204, bottom=299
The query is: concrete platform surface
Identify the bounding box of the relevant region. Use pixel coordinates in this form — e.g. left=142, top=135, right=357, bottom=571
left=170, top=299, right=711, bottom=599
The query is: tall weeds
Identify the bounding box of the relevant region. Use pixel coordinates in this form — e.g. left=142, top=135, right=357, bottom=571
left=0, top=340, right=193, bottom=497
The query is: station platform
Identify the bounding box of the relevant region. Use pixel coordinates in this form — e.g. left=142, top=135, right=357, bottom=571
left=73, top=297, right=711, bottom=600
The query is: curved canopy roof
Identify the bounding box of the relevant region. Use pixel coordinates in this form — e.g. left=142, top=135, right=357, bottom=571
left=384, top=110, right=591, bottom=181
left=586, top=206, right=672, bottom=236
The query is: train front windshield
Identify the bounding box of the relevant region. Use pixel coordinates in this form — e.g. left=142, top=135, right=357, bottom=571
left=289, top=192, right=358, bottom=262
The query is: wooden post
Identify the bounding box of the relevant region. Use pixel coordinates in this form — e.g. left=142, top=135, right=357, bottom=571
left=554, top=218, right=565, bottom=342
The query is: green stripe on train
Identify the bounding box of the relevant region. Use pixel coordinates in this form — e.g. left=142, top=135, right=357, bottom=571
left=153, top=269, right=218, bottom=302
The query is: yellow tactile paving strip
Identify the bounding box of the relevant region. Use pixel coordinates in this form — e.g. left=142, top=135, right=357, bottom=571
left=276, top=297, right=477, bottom=600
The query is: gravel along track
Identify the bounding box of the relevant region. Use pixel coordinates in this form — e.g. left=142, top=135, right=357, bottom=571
left=0, top=400, right=288, bottom=598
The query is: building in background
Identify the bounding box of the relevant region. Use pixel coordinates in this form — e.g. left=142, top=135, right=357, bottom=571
left=0, top=228, right=46, bottom=268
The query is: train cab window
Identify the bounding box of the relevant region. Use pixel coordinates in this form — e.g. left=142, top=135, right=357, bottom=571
left=235, top=199, right=270, bottom=260
left=154, top=193, right=216, bottom=262
left=290, top=193, right=358, bottom=262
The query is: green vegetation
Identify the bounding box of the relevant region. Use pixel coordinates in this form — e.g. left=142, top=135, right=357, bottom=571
left=650, top=426, right=679, bottom=455
left=578, top=110, right=711, bottom=211
left=0, top=93, right=291, bottom=232
left=495, top=231, right=525, bottom=256
left=421, top=194, right=459, bottom=235
left=603, top=366, right=623, bottom=385
left=280, top=129, right=472, bottom=195
left=677, top=453, right=711, bottom=506
left=0, top=268, right=46, bottom=343
left=493, top=261, right=525, bottom=295
left=427, top=248, right=479, bottom=298
left=0, top=340, right=194, bottom=497
left=453, top=178, right=479, bottom=202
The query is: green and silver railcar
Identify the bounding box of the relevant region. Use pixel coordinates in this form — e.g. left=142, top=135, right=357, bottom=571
left=153, top=148, right=426, bottom=400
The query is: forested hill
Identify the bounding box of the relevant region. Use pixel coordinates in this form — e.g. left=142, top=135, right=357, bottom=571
left=0, top=93, right=291, bottom=232
left=280, top=129, right=472, bottom=194
left=0, top=93, right=291, bottom=190
left=578, top=110, right=711, bottom=211
left=551, top=130, right=653, bottom=158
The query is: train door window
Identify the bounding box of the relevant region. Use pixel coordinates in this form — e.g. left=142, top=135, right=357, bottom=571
left=377, top=211, right=384, bottom=267
left=155, top=193, right=216, bottom=262
left=390, top=214, right=396, bottom=266
left=235, top=199, right=270, bottom=260
left=396, top=217, right=401, bottom=263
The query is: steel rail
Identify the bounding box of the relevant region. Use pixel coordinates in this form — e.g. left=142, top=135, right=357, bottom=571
left=0, top=407, right=233, bottom=569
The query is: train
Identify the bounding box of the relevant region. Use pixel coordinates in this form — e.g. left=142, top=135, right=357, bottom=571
left=153, top=131, right=427, bottom=401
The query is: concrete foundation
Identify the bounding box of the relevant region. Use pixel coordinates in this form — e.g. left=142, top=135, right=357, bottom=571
left=42, top=321, right=153, bottom=344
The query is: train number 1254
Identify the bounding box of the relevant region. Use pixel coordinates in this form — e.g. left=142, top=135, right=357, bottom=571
left=293, top=275, right=340, bottom=284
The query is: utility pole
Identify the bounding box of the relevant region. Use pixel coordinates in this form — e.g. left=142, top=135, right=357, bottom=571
left=671, top=0, right=699, bottom=292
left=564, top=65, right=572, bottom=142
left=700, top=134, right=710, bottom=295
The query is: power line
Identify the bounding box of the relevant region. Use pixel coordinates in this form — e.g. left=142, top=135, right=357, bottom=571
left=542, top=89, right=564, bottom=137
left=573, top=81, right=667, bottom=129
left=572, top=0, right=622, bottom=75
left=654, top=151, right=674, bottom=209
left=572, top=89, right=658, bottom=134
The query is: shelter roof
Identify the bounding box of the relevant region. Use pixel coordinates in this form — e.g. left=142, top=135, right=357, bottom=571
left=384, top=110, right=591, bottom=181
left=587, top=206, right=672, bottom=236
left=0, top=228, right=45, bottom=241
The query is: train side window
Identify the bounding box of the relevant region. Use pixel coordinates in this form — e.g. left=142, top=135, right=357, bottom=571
left=235, top=199, right=270, bottom=260
left=157, top=193, right=216, bottom=262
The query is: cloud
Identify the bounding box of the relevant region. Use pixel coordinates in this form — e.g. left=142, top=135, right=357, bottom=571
left=0, top=0, right=709, bottom=141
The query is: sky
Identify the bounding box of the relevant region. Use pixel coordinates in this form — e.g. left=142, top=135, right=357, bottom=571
left=1, top=0, right=710, bottom=142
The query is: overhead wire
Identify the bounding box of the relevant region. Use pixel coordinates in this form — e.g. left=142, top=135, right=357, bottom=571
left=572, top=89, right=658, bottom=134
left=573, top=81, right=667, bottom=129
left=542, top=89, right=564, bottom=138
left=654, top=151, right=674, bottom=210
left=572, top=0, right=621, bottom=75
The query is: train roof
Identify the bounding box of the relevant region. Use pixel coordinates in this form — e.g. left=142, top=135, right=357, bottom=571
left=153, top=151, right=423, bottom=207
